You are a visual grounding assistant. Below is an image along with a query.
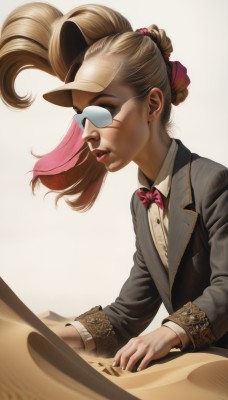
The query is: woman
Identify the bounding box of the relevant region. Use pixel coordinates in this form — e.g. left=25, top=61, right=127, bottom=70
left=0, top=2, right=227, bottom=373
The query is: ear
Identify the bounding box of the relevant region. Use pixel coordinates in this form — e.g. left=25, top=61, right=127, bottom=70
left=146, top=88, right=164, bottom=122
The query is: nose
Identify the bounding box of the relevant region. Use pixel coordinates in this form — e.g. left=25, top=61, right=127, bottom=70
left=81, top=119, right=100, bottom=143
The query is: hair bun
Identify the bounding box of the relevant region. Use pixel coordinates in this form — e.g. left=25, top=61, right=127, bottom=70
left=147, top=24, right=173, bottom=61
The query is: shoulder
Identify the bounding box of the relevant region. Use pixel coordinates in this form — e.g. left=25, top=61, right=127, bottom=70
left=181, top=145, right=228, bottom=216
left=176, top=139, right=227, bottom=196
left=176, top=139, right=227, bottom=174
left=190, top=153, right=227, bottom=182
left=190, top=152, right=228, bottom=203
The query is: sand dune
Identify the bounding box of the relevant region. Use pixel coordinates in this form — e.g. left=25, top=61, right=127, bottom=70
left=0, top=278, right=137, bottom=400
left=0, top=277, right=228, bottom=400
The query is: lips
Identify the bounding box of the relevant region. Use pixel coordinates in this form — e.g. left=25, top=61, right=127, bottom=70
left=92, top=149, right=110, bottom=161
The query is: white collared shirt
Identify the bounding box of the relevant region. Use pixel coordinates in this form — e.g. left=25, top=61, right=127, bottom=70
left=138, top=139, right=189, bottom=348
left=138, top=139, right=178, bottom=269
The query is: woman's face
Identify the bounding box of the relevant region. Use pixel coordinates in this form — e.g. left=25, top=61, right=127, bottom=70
left=72, top=81, right=151, bottom=173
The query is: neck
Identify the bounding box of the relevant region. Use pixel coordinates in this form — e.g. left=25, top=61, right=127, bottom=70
left=134, top=128, right=172, bottom=182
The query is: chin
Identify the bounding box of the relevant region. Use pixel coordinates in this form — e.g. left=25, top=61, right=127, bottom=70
left=105, top=160, right=129, bottom=173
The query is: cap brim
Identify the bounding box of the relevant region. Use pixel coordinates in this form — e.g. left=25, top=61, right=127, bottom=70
left=43, top=80, right=106, bottom=107
left=43, top=58, right=123, bottom=107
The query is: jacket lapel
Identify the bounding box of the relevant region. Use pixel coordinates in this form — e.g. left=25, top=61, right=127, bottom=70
left=168, top=141, right=198, bottom=292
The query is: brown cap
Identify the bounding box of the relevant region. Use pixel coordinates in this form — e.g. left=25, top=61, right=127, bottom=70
left=43, top=58, right=123, bottom=107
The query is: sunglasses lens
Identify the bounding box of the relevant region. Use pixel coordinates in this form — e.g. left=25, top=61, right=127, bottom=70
left=87, top=106, right=112, bottom=128
left=74, top=114, right=84, bottom=130
left=74, top=106, right=112, bottom=130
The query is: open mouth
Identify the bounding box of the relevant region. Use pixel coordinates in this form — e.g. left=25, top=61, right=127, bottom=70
left=93, top=149, right=110, bottom=161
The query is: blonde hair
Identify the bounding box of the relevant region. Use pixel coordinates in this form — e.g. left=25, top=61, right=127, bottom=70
left=0, top=2, right=62, bottom=108
left=0, top=3, right=131, bottom=107
left=84, top=27, right=174, bottom=125
left=0, top=3, right=189, bottom=211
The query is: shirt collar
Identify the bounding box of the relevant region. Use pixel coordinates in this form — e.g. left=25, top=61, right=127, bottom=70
left=138, top=139, right=178, bottom=198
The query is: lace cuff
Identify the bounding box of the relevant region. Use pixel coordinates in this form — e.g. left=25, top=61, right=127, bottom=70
left=163, top=302, right=216, bottom=350
left=75, top=306, right=118, bottom=356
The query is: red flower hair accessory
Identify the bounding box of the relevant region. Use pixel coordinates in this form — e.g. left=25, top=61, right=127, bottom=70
left=136, top=27, right=190, bottom=104
left=169, top=61, right=191, bottom=105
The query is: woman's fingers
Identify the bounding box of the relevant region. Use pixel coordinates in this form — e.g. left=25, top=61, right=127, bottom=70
left=125, top=349, right=150, bottom=371
left=137, top=352, right=155, bottom=371
left=113, top=337, right=152, bottom=371
left=112, top=339, right=135, bottom=367
left=122, top=337, right=148, bottom=370
left=112, top=327, right=180, bottom=372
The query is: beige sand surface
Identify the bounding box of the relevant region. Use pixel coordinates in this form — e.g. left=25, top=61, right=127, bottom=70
left=81, top=349, right=228, bottom=400
left=0, top=278, right=137, bottom=400
left=1, top=277, right=228, bottom=400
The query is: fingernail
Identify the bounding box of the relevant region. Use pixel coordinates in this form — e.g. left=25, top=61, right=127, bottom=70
left=112, top=360, right=116, bottom=367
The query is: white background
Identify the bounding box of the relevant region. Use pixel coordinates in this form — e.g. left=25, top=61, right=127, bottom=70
left=0, top=0, right=227, bottom=331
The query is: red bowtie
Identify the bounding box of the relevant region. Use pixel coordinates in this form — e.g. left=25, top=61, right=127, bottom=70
left=137, top=188, right=164, bottom=210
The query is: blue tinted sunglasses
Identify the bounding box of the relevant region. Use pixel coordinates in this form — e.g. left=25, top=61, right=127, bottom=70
left=74, top=106, right=113, bottom=130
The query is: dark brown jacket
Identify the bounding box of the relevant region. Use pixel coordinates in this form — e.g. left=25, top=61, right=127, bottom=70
left=104, top=140, right=228, bottom=348
left=77, top=140, right=228, bottom=354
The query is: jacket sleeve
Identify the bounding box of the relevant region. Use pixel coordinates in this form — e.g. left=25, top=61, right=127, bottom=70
left=75, top=193, right=162, bottom=356
left=164, top=165, right=228, bottom=350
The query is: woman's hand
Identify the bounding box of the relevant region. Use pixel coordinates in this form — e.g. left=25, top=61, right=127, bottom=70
left=112, top=326, right=181, bottom=372
left=51, top=325, right=84, bottom=351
